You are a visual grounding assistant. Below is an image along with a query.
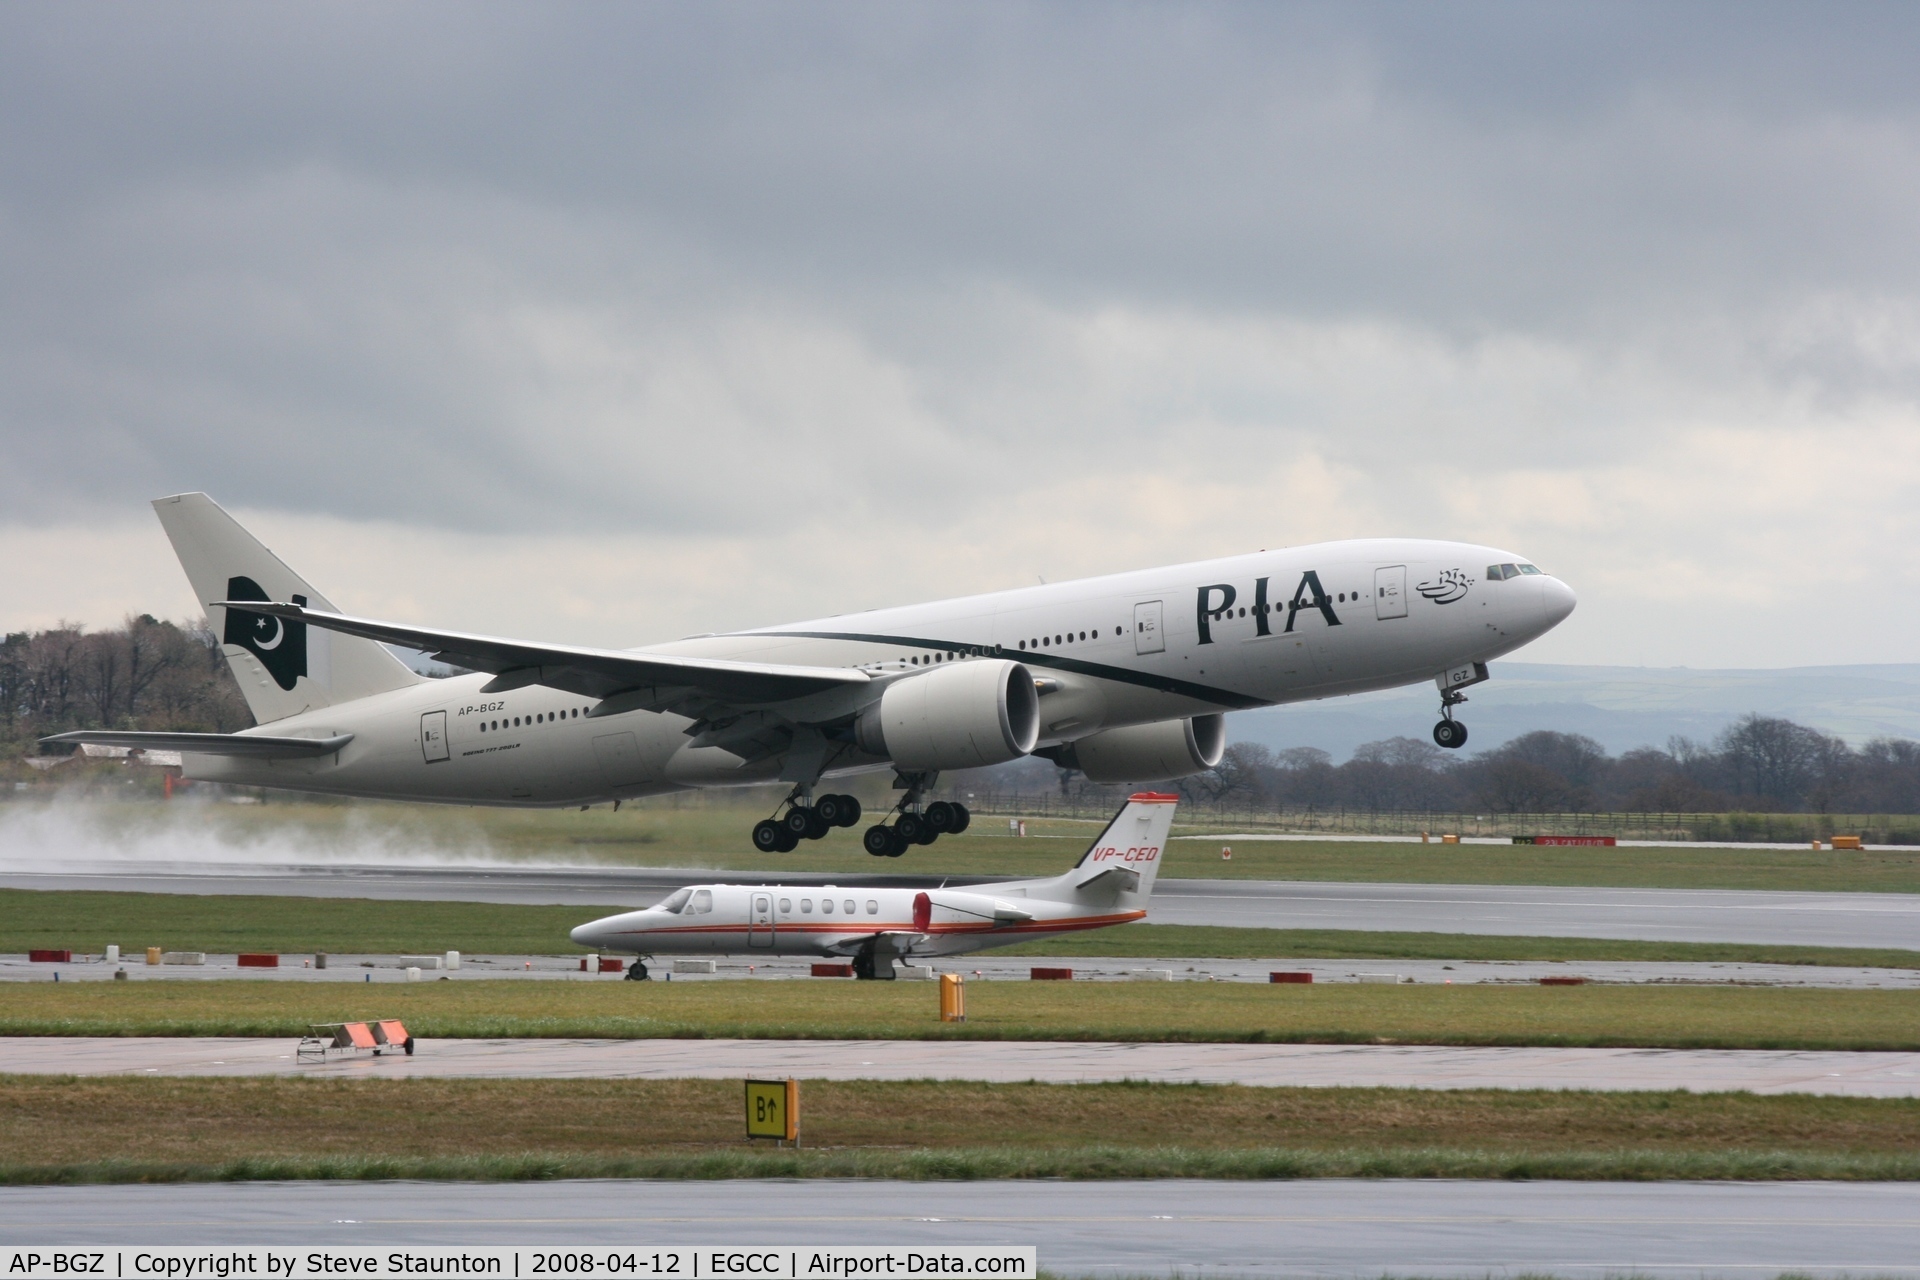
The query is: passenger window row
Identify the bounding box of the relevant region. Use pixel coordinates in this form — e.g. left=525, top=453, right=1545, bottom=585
left=1018, top=627, right=1121, bottom=651
left=478, top=707, right=587, bottom=733
left=789, top=898, right=878, bottom=915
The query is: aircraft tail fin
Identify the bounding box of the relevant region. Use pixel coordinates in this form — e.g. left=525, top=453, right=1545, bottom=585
left=1048, top=791, right=1179, bottom=907
left=152, top=493, right=422, bottom=724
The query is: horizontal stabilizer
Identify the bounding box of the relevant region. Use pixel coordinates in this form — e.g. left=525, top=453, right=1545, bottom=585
left=1073, top=864, right=1142, bottom=895
left=40, top=730, right=354, bottom=759
left=210, top=601, right=869, bottom=714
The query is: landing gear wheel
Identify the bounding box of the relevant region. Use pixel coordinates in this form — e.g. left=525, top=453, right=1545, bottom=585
left=863, top=824, right=901, bottom=857
left=950, top=803, right=971, bottom=834
left=816, top=794, right=862, bottom=828
left=886, top=838, right=906, bottom=858
left=752, top=819, right=787, bottom=852
left=895, top=812, right=928, bottom=845
left=782, top=806, right=816, bottom=838
left=1433, top=719, right=1468, bottom=749
left=852, top=949, right=876, bottom=980
left=915, top=824, right=940, bottom=846
left=624, top=961, right=650, bottom=981
left=924, top=801, right=958, bottom=833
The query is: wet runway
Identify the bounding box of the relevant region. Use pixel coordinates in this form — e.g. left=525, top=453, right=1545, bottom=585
left=11, top=950, right=1920, bottom=987
left=4, top=859, right=1918, bottom=949
left=2, top=1178, right=1916, bottom=1277
left=7, top=1036, right=1919, bottom=1095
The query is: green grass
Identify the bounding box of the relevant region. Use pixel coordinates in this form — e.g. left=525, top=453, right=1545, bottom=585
left=2, top=978, right=1916, bottom=1049
left=10, top=888, right=1920, bottom=970
left=997, top=923, right=1920, bottom=968
left=31, top=797, right=1920, bottom=891
left=0, top=888, right=590, bottom=956
left=2, top=1076, right=1918, bottom=1184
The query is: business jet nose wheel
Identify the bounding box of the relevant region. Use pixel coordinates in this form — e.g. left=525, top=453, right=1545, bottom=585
left=1432, top=719, right=1468, bottom=749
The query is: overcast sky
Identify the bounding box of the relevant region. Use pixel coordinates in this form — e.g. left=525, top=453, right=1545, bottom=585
left=4, top=2, right=1918, bottom=669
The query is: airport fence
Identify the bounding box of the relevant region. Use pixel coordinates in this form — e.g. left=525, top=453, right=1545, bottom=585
left=945, top=791, right=1920, bottom=844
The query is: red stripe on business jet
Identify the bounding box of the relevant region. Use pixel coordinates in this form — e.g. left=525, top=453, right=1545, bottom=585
left=599, top=910, right=1146, bottom=940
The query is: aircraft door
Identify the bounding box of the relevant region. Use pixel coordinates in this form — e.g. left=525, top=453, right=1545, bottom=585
left=1374, top=565, right=1408, bottom=620
left=419, top=711, right=449, bottom=764
left=1133, top=600, right=1165, bottom=655
left=748, top=893, right=774, bottom=948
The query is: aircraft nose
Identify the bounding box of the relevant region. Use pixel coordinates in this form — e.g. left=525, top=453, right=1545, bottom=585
left=1538, top=575, right=1577, bottom=627
left=569, top=921, right=602, bottom=948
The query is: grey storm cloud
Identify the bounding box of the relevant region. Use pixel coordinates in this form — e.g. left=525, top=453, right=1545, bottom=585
left=4, top=0, right=1920, bottom=541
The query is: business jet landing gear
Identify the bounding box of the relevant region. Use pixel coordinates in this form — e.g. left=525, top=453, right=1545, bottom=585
left=1432, top=690, right=1470, bottom=750
left=624, top=960, right=650, bottom=981
left=752, top=788, right=862, bottom=852
left=863, top=774, right=970, bottom=857
left=850, top=941, right=896, bottom=981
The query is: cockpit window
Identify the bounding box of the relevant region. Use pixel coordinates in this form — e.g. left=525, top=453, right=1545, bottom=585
left=658, top=888, right=693, bottom=914
left=1488, top=563, right=1520, bottom=580
left=1517, top=563, right=1543, bottom=575
left=690, top=889, right=713, bottom=915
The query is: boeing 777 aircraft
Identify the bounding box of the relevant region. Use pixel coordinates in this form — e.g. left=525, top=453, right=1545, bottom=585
left=46, top=493, right=1575, bottom=855
left=570, top=792, right=1180, bottom=979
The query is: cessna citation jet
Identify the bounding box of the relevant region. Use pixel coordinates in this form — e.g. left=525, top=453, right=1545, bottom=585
left=46, top=494, right=1575, bottom=856
left=571, top=791, right=1180, bottom=979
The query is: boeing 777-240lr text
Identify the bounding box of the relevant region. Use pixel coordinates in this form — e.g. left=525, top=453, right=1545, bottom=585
left=570, top=792, right=1181, bottom=979
left=46, top=493, right=1576, bottom=855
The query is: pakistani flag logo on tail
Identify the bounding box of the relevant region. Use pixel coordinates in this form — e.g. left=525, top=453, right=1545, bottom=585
left=221, top=575, right=307, bottom=691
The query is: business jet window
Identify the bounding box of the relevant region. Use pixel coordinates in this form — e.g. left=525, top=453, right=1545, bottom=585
left=690, top=890, right=713, bottom=914
left=822, top=899, right=834, bottom=914
left=800, top=899, right=813, bottom=913
left=658, top=889, right=693, bottom=913
left=866, top=900, right=878, bottom=914
left=1518, top=564, right=1543, bottom=575
left=844, top=899, right=856, bottom=914
left=779, top=898, right=791, bottom=914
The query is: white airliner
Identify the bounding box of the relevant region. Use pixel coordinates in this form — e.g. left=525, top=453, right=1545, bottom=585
left=570, top=791, right=1180, bottom=979
left=47, top=493, right=1574, bottom=855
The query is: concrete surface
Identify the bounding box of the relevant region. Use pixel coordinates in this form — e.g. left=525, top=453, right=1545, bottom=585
left=7, top=1036, right=1920, bottom=1095
left=11, top=950, right=1920, bottom=987
left=4, top=859, right=1918, bottom=949
left=1, top=1178, right=1917, bottom=1277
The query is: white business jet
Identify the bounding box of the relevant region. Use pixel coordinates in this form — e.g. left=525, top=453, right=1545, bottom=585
left=46, top=494, right=1574, bottom=856
left=570, top=791, right=1179, bottom=979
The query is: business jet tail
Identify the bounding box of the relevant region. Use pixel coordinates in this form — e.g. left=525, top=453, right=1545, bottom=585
left=152, top=493, right=421, bottom=723
left=1032, top=791, right=1179, bottom=908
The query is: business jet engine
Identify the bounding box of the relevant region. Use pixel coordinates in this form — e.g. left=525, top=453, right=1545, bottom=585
left=854, top=658, right=1040, bottom=771
left=1047, top=714, right=1226, bottom=783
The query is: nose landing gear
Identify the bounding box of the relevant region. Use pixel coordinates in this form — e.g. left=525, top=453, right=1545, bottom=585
left=1432, top=689, right=1471, bottom=750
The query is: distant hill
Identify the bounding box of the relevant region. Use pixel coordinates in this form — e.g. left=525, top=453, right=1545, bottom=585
left=1229, top=663, right=1920, bottom=761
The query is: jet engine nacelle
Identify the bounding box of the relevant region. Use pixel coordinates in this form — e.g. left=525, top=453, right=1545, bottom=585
left=911, top=889, right=1034, bottom=932
left=1052, top=714, right=1226, bottom=783
left=854, top=658, right=1040, bottom=772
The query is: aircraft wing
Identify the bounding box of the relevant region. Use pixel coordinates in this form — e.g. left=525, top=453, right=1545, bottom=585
left=39, top=730, right=354, bottom=759
left=210, top=600, right=869, bottom=715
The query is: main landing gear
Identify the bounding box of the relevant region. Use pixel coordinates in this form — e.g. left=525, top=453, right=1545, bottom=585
left=624, top=960, right=650, bottom=981
left=751, top=788, right=863, bottom=852
left=862, top=781, right=971, bottom=858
